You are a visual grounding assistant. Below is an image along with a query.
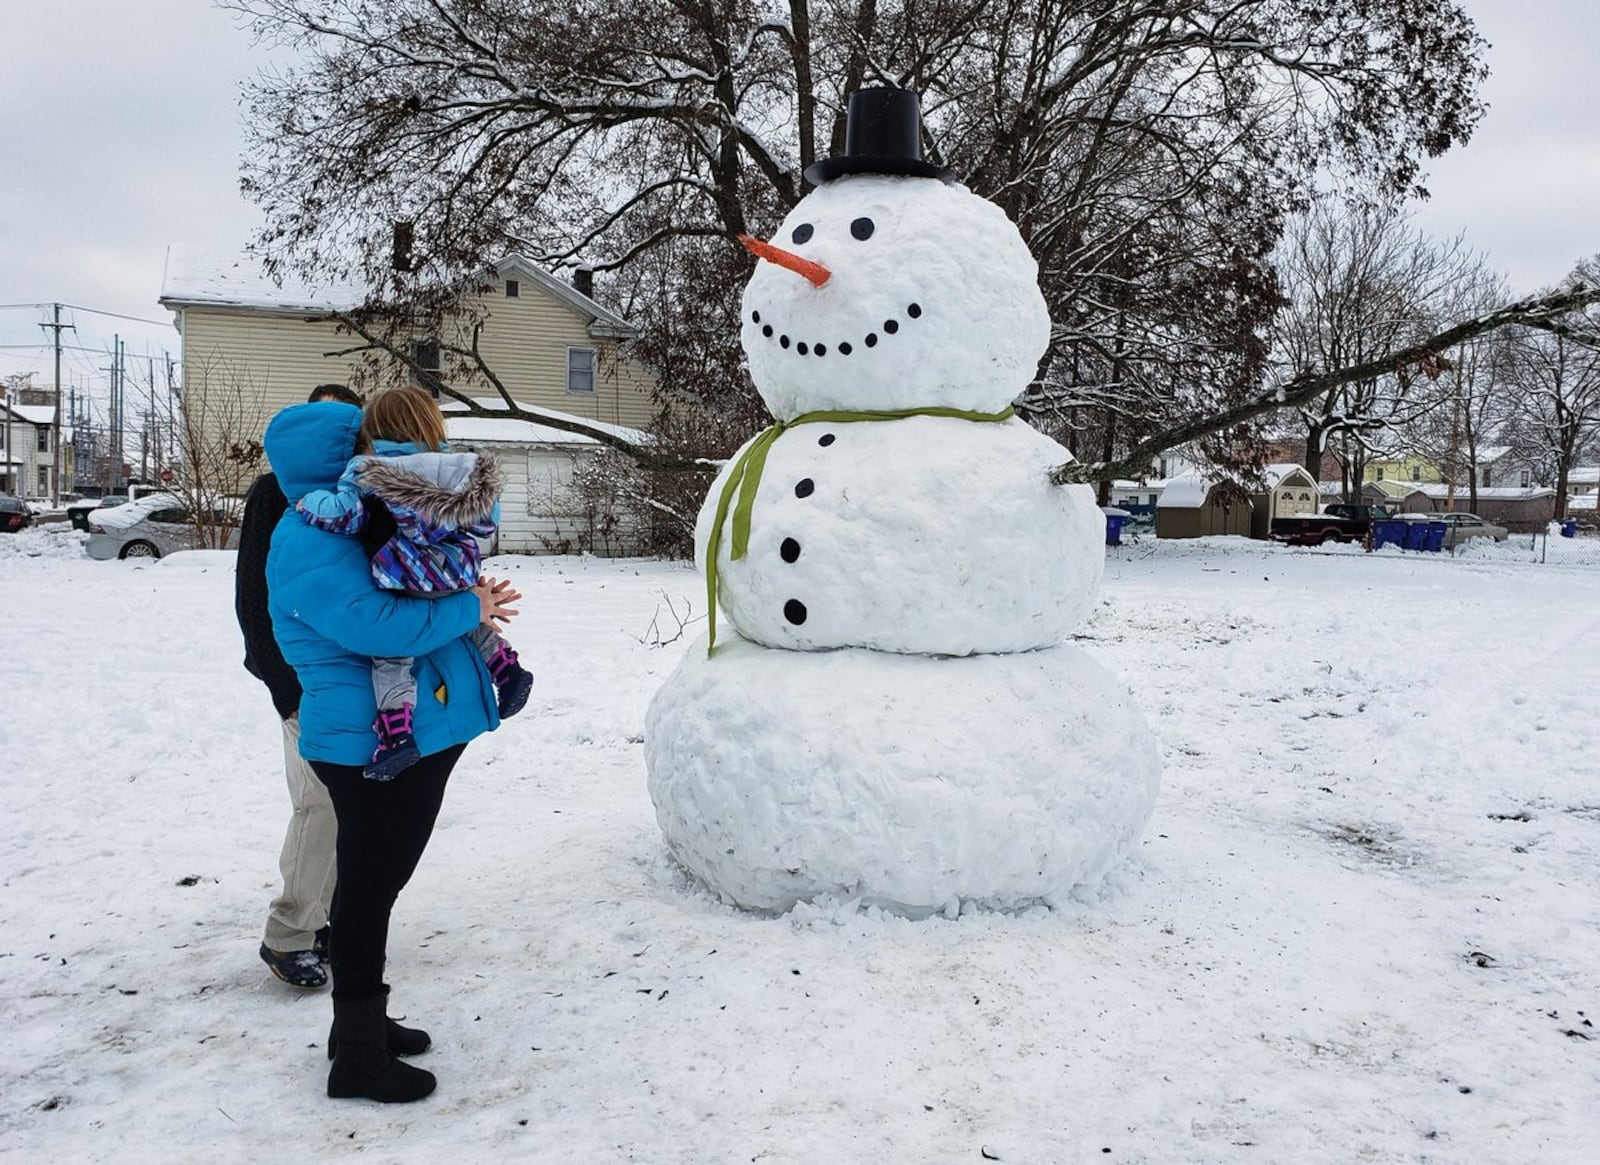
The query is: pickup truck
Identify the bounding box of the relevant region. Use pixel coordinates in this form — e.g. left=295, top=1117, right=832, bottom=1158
left=1270, top=503, right=1391, bottom=546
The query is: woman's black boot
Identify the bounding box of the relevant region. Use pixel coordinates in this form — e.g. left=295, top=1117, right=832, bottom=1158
left=328, top=986, right=431, bottom=1060
left=326, top=994, right=436, bottom=1102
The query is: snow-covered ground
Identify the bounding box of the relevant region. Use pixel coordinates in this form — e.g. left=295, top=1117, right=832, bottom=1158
left=2, top=526, right=1596, bottom=1162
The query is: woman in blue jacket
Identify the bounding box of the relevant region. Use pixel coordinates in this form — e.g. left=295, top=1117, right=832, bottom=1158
left=264, top=399, right=520, bottom=1103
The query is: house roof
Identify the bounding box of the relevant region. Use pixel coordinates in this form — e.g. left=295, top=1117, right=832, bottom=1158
left=1261, top=462, right=1315, bottom=490
left=441, top=398, right=649, bottom=448
left=1568, top=466, right=1599, bottom=485
left=157, top=247, right=637, bottom=339
left=1156, top=474, right=1220, bottom=509
left=1, top=402, right=58, bottom=426
left=1411, top=482, right=1555, bottom=501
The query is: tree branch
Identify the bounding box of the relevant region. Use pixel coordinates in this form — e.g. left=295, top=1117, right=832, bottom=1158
left=1052, top=282, right=1600, bottom=483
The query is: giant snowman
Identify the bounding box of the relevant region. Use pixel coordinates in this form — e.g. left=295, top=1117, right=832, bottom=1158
left=645, top=88, right=1160, bottom=915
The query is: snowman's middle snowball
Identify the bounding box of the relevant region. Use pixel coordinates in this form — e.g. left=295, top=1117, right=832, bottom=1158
left=697, top=415, right=1104, bottom=655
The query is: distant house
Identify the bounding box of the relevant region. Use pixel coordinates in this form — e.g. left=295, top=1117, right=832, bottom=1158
left=1155, top=475, right=1253, bottom=538
left=158, top=249, right=659, bottom=554
left=1365, top=453, right=1444, bottom=487
left=0, top=399, right=68, bottom=499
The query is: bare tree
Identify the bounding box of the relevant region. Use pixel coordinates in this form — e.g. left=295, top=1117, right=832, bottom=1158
left=226, top=0, right=1492, bottom=488
left=1268, top=201, right=1485, bottom=497
left=1396, top=264, right=1517, bottom=513
left=1498, top=306, right=1600, bottom=521
left=172, top=354, right=271, bottom=547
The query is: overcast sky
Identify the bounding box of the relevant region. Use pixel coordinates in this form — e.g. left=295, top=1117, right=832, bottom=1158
left=1, top=0, right=1595, bottom=397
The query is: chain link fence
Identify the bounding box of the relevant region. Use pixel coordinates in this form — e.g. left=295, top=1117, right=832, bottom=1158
left=1528, top=524, right=1600, bottom=566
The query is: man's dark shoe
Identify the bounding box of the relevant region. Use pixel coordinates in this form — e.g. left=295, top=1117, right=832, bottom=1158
left=260, top=943, right=328, bottom=989
left=312, top=926, right=331, bottom=962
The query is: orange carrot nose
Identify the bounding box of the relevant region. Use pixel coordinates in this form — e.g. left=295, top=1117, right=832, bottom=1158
left=738, top=234, right=832, bottom=288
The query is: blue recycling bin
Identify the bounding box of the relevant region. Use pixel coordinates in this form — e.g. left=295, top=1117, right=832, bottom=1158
left=1561, top=519, right=1578, bottom=538
left=1104, top=513, right=1128, bottom=546
left=1371, top=519, right=1403, bottom=549
left=1423, top=522, right=1447, bottom=552
left=1400, top=520, right=1428, bottom=551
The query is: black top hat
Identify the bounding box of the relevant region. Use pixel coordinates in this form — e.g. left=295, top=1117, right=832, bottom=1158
left=804, top=87, right=955, bottom=186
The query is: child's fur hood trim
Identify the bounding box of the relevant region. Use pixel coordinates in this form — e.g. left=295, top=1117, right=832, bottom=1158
left=357, top=451, right=502, bottom=528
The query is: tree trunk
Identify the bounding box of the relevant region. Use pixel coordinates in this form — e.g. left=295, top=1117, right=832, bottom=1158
left=1303, top=423, right=1324, bottom=483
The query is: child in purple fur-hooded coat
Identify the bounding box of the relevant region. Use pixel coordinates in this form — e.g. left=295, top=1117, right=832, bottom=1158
left=295, top=386, right=533, bottom=780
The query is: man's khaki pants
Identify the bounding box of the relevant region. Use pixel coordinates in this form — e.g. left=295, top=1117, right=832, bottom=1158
left=262, top=716, right=337, bottom=951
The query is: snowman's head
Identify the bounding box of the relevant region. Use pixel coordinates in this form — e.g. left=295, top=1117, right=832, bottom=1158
left=740, top=176, right=1050, bottom=419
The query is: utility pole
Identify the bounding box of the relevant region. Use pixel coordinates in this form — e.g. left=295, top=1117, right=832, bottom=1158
left=2, top=378, right=12, bottom=496
left=39, top=304, right=75, bottom=504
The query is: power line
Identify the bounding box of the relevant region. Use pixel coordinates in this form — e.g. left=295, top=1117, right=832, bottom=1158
left=0, top=302, right=172, bottom=327
left=0, top=343, right=126, bottom=353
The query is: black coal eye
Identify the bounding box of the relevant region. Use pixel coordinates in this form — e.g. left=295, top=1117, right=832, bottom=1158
left=850, top=217, right=875, bottom=241
left=791, top=223, right=814, bottom=244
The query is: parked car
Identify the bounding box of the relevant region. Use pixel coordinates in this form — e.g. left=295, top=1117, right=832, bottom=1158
left=1270, top=502, right=1392, bottom=546
left=84, top=494, right=241, bottom=560
left=1436, top=512, right=1508, bottom=548
left=0, top=494, right=31, bottom=533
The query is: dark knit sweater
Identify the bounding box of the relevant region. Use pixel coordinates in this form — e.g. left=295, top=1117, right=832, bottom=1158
left=236, top=472, right=302, bottom=719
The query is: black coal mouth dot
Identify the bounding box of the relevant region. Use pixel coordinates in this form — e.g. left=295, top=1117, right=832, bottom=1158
left=757, top=303, right=923, bottom=357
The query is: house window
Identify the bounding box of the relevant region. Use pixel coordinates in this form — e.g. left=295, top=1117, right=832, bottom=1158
left=567, top=347, right=596, bottom=394
left=1158, top=457, right=1172, bottom=478
left=1376, top=468, right=1384, bottom=481
left=1520, top=469, right=1531, bottom=488
left=37, top=427, right=49, bottom=453
left=1482, top=468, right=1493, bottom=487
left=37, top=466, right=49, bottom=494
left=505, top=279, right=520, bottom=298
left=409, top=339, right=441, bottom=391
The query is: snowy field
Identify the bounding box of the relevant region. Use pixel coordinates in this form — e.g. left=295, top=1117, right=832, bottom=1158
left=2, top=526, right=1597, bottom=1163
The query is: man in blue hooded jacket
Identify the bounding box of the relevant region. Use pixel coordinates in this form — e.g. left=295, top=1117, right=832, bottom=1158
left=264, top=399, right=519, bottom=1102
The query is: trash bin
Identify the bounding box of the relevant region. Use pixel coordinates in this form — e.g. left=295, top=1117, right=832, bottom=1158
left=1371, top=519, right=1402, bottom=549
left=1403, top=520, right=1429, bottom=551
left=1423, top=522, right=1447, bottom=552
left=1561, top=519, right=1578, bottom=538
left=1104, top=513, right=1128, bottom=546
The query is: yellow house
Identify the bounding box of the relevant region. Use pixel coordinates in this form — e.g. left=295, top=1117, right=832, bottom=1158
left=158, top=249, right=659, bottom=553
left=1363, top=455, right=1444, bottom=489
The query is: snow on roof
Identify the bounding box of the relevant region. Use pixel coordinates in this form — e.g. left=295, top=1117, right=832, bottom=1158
left=442, top=399, right=649, bottom=448
left=2, top=403, right=59, bottom=426
left=1568, top=466, right=1600, bottom=485
left=158, top=247, right=637, bottom=337
left=159, top=244, right=358, bottom=313
left=1411, top=482, right=1555, bottom=500
left=1261, top=462, right=1312, bottom=489
left=1156, top=474, right=1221, bottom=509
left=1569, top=494, right=1597, bottom=510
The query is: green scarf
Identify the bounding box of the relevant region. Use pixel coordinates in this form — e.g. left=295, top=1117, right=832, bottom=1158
left=703, top=405, right=1015, bottom=653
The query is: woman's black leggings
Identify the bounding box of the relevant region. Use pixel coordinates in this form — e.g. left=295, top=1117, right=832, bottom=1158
left=311, top=745, right=465, bottom=1000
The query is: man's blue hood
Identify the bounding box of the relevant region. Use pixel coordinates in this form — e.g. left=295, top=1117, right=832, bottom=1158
left=264, top=402, right=363, bottom=501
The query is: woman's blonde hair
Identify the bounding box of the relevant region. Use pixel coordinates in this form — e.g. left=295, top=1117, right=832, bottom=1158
left=361, top=385, right=447, bottom=451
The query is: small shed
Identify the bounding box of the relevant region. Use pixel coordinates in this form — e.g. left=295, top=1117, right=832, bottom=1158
left=444, top=401, right=651, bottom=556
left=1249, top=463, right=1319, bottom=539
left=1155, top=474, right=1254, bottom=539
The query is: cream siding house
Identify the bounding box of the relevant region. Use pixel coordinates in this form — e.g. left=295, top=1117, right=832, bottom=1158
left=158, top=250, right=658, bottom=554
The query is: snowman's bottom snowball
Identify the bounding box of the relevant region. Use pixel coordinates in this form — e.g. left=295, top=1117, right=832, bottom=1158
left=644, top=635, right=1161, bottom=914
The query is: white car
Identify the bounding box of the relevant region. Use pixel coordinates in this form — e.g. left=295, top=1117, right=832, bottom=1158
left=84, top=494, right=240, bottom=560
